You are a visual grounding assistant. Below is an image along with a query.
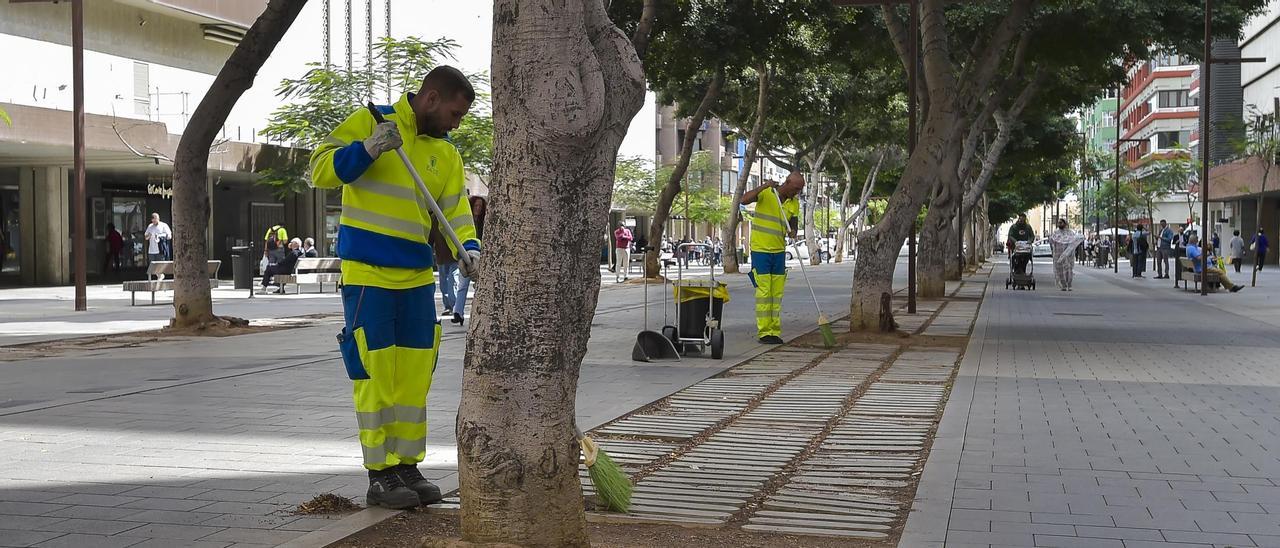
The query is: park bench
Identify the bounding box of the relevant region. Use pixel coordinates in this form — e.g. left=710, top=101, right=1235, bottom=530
left=270, top=257, right=342, bottom=294
left=1177, top=257, right=1219, bottom=292
left=122, top=260, right=221, bottom=306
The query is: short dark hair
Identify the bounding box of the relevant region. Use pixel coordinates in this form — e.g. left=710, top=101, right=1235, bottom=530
left=1234, top=230, right=1240, bottom=236
left=1159, top=219, right=1166, bottom=223
left=421, top=65, right=475, bottom=103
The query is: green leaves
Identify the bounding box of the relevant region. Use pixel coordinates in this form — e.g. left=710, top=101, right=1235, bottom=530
left=258, top=36, right=493, bottom=194
left=0, top=106, right=10, bottom=127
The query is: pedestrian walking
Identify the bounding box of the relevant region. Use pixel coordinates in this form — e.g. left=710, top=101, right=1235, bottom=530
left=1049, top=219, right=1084, bottom=291
left=433, top=225, right=460, bottom=319
left=1130, top=224, right=1149, bottom=278
left=741, top=173, right=803, bottom=344
left=1187, top=235, right=1243, bottom=292
left=310, top=66, right=480, bottom=509
left=1252, top=229, right=1269, bottom=271
left=104, top=223, right=124, bottom=274
left=143, top=213, right=172, bottom=279
left=449, top=195, right=486, bottom=325
left=1156, top=220, right=1173, bottom=279
left=1229, top=230, right=1245, bottom=273
left=613, top=223, right=632, bottom=283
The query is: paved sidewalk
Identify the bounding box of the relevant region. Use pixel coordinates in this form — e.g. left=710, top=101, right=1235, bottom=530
left=0, top=259, right=872, bottom=547
left=904, top=258, right=1280, bottom=548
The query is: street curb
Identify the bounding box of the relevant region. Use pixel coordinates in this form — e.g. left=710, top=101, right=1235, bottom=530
left=898, top=269, right=992, bottom=547
left=274, top=310, right=854, bottom=548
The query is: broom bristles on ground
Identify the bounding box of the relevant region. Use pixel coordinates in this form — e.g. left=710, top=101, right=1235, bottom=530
left=587, top=449, right=632, bottom=513
left=818, top=314, right=837, bottom=349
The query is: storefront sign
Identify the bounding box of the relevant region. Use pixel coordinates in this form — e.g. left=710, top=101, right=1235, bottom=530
left=147, top=184, right=173, bottom=199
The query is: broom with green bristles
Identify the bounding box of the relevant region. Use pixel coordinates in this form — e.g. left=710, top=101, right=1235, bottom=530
left=770, top=187, right=837, bottom=349
left=575, top=425, right=632, bottom=512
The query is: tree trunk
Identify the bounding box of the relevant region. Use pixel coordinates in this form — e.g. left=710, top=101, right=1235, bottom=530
left=644, top=71, right=724, bottom=277
left=837, top=150, right=883, bottom=264
left=834, top=155, right=854, bottom=264
left=850, top=119, right=954, bottom=330
left=459, top=2, right=646, bottom=545
left=945, top=212, right=962, bottom=279
left=722, top=65, right=770, bottom=275
left=170, top=0, right=306, bottom=329
left=916, top=147, right=962, bottom=299
left=851, top=0, right=1032, bottom=331
left=802, top=135, right=838, bottom=265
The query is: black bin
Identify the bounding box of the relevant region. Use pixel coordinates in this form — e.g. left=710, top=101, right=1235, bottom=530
left=675, top=280, right=727, bottom=339
left=230, top=246, right=252, bottom=289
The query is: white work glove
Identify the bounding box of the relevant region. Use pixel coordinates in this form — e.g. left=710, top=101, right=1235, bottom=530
left=362, top=122, right=402, bottom=158
left=459, top=250, right=481, bottom=280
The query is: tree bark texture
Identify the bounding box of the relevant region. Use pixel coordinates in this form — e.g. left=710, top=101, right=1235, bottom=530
left=722, top=65, right=770, bottom=275
left=170, top=0, right=306, bottom=329
left=643, top=71, right=724, bottom=277
left=459, top=2, right=646, bottom=546
left=916, top=149, right=962, bottom=299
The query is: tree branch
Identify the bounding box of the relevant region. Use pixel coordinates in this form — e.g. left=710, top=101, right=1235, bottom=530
left=956, top=0, right=1035, bottom=102
left=630, top=0, right=657, bottom=59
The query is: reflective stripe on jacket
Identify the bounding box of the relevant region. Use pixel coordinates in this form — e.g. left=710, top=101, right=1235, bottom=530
left=750, top=187, right=799, bottom=253
left=309, top=93, right=480, bottom=274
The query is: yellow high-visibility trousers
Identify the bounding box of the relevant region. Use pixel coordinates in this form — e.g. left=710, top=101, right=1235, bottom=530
left=750, top=251, right=787, bottom=338
left=340, top=284, right=442, bottom=471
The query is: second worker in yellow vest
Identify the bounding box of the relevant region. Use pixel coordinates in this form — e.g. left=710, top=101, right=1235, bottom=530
left=310, top=66, right=480, bottom=510
left=741, top=172, right=804, bottom=345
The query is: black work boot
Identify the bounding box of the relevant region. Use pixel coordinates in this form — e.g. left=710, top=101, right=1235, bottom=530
left=366, top=468, right=420, bottom=509
left=393, top=464, right=443, bottom=505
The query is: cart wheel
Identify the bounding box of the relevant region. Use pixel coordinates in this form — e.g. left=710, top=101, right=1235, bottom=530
left=1031, top=281, right=1036, bottom=290
left=710, top=329, right=724, bottom=359
left=662, top=326, right=678, bottom=348
left=1005, top=281, right=1010, bottom=289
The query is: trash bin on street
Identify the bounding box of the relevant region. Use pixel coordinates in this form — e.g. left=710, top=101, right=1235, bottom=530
left=230, top=246, right=252, bottom=289
left=674, top=278, right=729, bottom=340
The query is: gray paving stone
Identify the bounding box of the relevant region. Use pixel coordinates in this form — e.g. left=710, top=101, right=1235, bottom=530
left=1033, top=535, right=1125, bottom=548
left=31, top=534, right=144, bottom=548
left=32, top=518, right=144, bottom=535
left=0, top=529, right=63, bottom=548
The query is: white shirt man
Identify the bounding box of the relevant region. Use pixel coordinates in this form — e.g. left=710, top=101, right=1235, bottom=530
left=143, top=213, right=172, bottom=279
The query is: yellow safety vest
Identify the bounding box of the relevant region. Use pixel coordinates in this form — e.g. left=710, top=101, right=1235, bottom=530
left=309, top=93, right=479, bottom=289
left=750, top=187, right=799, bottom=253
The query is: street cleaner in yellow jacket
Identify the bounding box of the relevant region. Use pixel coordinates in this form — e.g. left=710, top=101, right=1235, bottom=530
left=310, top=66, right=480, bottom=509
left=740, top=172, right=804, bottom=344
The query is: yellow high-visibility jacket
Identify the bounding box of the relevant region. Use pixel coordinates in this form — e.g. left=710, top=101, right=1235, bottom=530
left=750, top=187, right=799, bottom=253
left=310, top=93, right=480, bottom=289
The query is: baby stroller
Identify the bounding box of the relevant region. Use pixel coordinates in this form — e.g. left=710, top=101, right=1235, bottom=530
left=1006, top=240, right=1036, bottom=290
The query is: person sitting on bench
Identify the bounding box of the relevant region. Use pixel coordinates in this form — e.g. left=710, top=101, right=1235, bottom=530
left=262, top=238, right=303, bottom=293
left=1186, top=235, right=1243, bottom=293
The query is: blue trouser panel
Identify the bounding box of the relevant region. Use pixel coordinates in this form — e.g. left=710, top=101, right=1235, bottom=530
left=341, top=284, right=441, bottom=471
left=751, top=251, right=787, bottom=338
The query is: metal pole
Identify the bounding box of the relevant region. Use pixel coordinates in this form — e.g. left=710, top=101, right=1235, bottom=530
left=907, top=0, right=918, bottom=314
left=1114, top=122, right=1120, bottom=274
left=1201, top=0, right=1212, bottom=296
left=322, top=0, right=331, bottom=67
left=72, top=0, right=86, bottom=311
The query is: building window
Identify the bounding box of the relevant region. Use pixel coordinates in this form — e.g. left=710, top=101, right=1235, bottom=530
left=1158, top=89, right=1195, bottom=108
left=721, top=171, right=734, bottom=194
left=133, top=61, right=151, bottom=116
left=1156, top=130, right=1191, bottom=149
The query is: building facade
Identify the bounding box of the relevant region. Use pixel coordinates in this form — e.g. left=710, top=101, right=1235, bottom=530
left=1208, top=1, right=1280, bottom=264
left=0, top=0, right=334, bottom=287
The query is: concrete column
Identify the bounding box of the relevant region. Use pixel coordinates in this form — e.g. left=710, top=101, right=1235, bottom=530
left=18, top=166, right=71, bottom=286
